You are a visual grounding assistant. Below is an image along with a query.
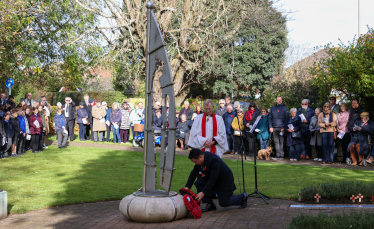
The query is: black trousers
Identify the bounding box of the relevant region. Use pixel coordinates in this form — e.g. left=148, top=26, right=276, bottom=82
left=301, top=128, right=312, bottom=157
left=67, top=119, right=75, bottom=141
left=17, top=134, right=25, bottom=154
left=85, top=124, right=91, bottom=140
left=233, top=135, right=243, bottom=153
left=247, top=135, right=257, bottom=157
left=31, top=134, right=39, bottom=152
left=39, top=132, right=45, bottom=151
left=340, top=133, right=351, bottom=161
left=194, top=176, right=243, bottom=207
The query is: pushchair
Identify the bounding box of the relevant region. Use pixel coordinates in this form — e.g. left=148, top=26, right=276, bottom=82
left=134, top=122, right=166, bottom=148
left=346, top=135, right=372, bottom=167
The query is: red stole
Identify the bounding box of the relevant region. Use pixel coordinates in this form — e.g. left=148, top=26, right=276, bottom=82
left=202, top=113, right=217, bottom=154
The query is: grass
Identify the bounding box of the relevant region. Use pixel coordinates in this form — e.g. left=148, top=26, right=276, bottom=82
left=1, top=146, right=374, bottom=214
left=46, top=132, right=134, bottom=146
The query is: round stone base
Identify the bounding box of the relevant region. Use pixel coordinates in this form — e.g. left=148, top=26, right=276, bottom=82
left=119, top=194, right=188, bottom=223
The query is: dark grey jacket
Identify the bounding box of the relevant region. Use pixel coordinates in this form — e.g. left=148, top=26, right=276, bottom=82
left=215, top=107, right=227, bottom=117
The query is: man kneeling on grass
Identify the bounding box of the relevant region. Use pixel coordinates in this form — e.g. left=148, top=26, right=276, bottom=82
left=54, top=108, right=68, bottom=149
left=184, top=148, right=248, bottom=212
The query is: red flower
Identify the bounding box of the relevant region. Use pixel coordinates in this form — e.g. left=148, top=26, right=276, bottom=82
left=181, top=123, right=183, bottom=125
left=230, top=115, right=233, bottom=117
left=201, top=173, right=205, bottom=177
left=179, top=188, right=201, bottom=219
left=203, top=167, right=206, bottom=171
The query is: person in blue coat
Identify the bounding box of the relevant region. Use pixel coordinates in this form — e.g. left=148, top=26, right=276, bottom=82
left=222, top=105, right=236, bottom=154
left=76, top=102, right=89, bottom=141
left=348, top=112, right=374, bottom=165
left=256, top=107, right=270, bottom=149
left=17, top=110, right=27, bottom=155
left=53, top=108, right=68, bottom=148
left=297, top=99, right=315, bottom=160
left=284, top=108, right=303, bottom=161
left=269, top=96, right=289, bottom=160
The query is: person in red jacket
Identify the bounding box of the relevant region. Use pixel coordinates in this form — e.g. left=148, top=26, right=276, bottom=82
left=29, top=107, right=43, bottom=153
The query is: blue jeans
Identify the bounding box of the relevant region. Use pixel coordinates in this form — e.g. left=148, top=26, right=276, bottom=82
left=112, top=125, right=121, bottom=143
left=289, top=144, right=302, bottom=160
left=226, top=133, right=235, bottom=151
left=106, top=123, right=111, bottom=142
left=260, top=137, right=269, bottom=149
left=78, top=123, right=86, bottom=140
left=322, top=132, right=334, bottom=162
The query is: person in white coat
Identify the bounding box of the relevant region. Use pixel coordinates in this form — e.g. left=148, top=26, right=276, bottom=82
left=188, top=99, right=228, bottom=158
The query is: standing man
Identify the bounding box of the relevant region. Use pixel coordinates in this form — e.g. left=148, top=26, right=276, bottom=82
left=179, top=101, right=194, bottom=121
left=40, top=96, right=52, bottom=117
left=0, top=93, right=7, bottom=106
left=222, top=105, right=236, bottom=154
left=329, top=96, right=340, bottom=115
left=62, top=97, right=76, bottom=141
left=297, top=99, right=315, bottom=160
left=215, top=99, right=227, bottom=117
left=25, top=92, right=35, bottom=107
left=269, top=96, right=289, bottom=160
left=188, top=99, right=228, bottom=158
left=225, top=96, right=231, bottom=107
left=86, top=99, right=95, bottom=140
left=83, top=94, right=91, bottom=139
left=185, top=148, right=248, bottom=212
left=347, top=99, right=365, bottom=130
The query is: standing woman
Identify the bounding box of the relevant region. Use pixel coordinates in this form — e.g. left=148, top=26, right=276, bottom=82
left=104, top=102, right=112, bottom=142
left=244, top=102, right=260, bottom=157
left=92, top=100, right=107, bottom=142
left=284, top=108, right=303, bottom=161
left=119, top=102, right=131, bottom=143
left=29, top=107, right=43, bottom=153
left=256, top=107, right=270, bottom=149
left=318, top=102, right=337, bottom=164
left=129, top=103, right=144, bottom=146
left=110, top=102, right=122, bottom=144
left=231, top=108, right=245, bottom=155
left=25, top=106, right=32, bottom=150
left=76, top=102, right=88, bottom=141
left=195, top=104, right=204, bottom=115
left=336, top=103, right=351, bottom=163
left=38, top=105, right=47, bottom=151
left=310, top=108, right=323, bottom=161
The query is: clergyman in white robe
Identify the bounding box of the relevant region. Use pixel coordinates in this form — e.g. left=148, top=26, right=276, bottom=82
left=188, top=114, right=228, bottom=158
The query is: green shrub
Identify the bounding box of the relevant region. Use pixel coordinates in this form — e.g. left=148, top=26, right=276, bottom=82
left=289, top=211, right=374, bottom=229
left=300, top=181, right=374, bottom=201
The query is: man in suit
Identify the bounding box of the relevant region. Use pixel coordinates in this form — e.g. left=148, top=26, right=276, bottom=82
left=83, top=94, right=91, bottom=139
left=62, top=97, right=76, bottom=141
left=185, top=148, right=248, bottom=212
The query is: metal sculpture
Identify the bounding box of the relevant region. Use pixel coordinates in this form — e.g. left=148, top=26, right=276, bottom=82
left=135, top=1, right=176, bottom=197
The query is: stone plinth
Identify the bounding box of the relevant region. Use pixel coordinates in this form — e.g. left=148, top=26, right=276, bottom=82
left=0, top=191, right=7, bottom=219
left=119, top=194, right=188, bottom=223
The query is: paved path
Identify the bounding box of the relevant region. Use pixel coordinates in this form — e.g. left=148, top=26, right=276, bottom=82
left=47, top=140, right=374, bottom=171
left=2, top=197, right=374, bottom=229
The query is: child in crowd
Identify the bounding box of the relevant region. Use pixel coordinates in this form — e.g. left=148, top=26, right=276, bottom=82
left=17, top=109, right=27, bottom=155
left=53, top=108, right=68, bottom=148
left=10, top=109, right=23, bottom=156
left=3, top=113, right=15, bottom=157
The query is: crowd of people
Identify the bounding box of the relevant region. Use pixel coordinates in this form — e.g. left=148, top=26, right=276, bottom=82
left=176, top=96, right=374, bottom=165
left=2, top=92, right=373, bottom=166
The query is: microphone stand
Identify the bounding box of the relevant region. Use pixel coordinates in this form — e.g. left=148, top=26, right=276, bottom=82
left=248, top=131, right=270, bottom=204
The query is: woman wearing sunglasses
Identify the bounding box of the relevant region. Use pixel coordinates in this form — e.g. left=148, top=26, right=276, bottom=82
left=318, top=103, right=337, bottom=164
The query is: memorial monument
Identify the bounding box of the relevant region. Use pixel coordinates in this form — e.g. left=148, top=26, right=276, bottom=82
left=119, top=1, right=188, bottom=223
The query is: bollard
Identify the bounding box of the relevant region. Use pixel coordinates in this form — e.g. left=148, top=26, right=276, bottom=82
left=0, top=190, right=7, bottom=219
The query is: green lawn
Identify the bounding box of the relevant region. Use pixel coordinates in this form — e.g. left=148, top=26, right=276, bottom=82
left=0, top=146, right=373, bottom=214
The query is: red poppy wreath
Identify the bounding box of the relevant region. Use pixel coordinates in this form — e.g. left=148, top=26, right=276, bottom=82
left=179, top=188, right=202, bottom=219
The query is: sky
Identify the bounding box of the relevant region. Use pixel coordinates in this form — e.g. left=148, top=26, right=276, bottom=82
left=276, top=0, right=374, bottom=49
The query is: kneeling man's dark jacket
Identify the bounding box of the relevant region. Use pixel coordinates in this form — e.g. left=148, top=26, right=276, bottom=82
left=185, top=152, right=236, bottom=201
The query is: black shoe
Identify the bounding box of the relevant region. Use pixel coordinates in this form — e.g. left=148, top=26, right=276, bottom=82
left=238, top=192, right=248, bottom=209
left=201, top=203, right=217, bottom=212
left=183, top=145, right=189, bottom=150
left=63, top=146, right=67, bottom=148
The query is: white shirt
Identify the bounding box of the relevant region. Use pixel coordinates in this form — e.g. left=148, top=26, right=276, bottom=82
left=188, top=114, right=228, bottom=158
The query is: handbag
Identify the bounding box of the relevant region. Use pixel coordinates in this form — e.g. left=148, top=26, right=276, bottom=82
left=79, top=109, right=90, bottom=125
left=291, top=131, right=301, bottom=138
left=333, top=127, right=337, bottom=140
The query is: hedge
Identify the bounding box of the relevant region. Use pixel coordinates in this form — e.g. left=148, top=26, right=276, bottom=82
left=28, top=91, right=144, bottom=107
